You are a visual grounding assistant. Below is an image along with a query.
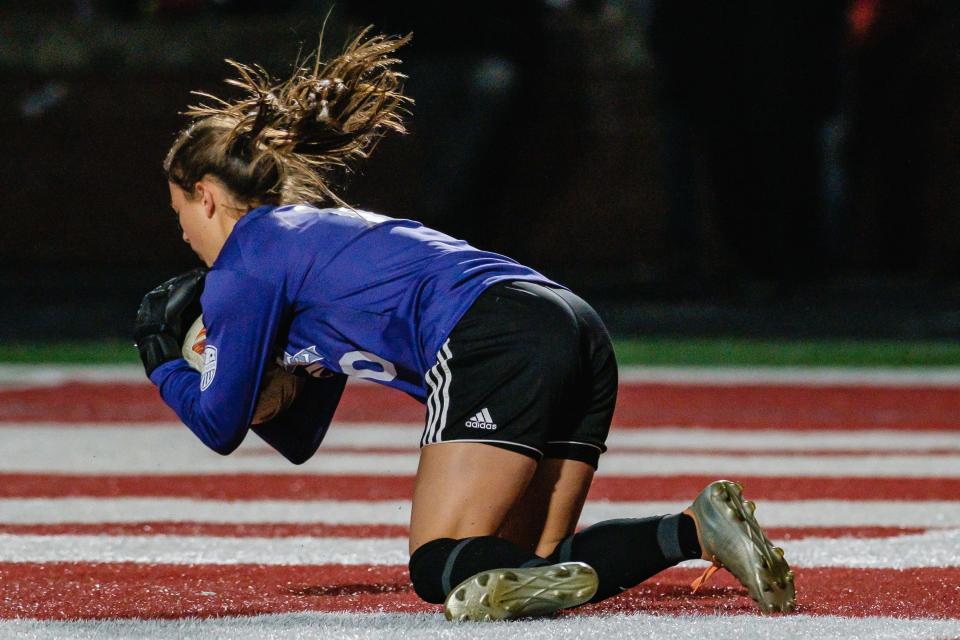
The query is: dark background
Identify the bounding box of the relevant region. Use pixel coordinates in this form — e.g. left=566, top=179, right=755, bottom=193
left=3, top=0, right=960, bottom=340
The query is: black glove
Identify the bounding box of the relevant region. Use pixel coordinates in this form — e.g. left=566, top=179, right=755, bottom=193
left=134, top=268, right=207, bottom=377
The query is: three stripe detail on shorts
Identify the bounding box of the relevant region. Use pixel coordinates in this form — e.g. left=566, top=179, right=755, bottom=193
left=422, top=340, right=454, bottom=446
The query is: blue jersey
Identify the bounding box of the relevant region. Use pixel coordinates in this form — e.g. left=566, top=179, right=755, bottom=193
left=149, top=204, right=556, bottom=457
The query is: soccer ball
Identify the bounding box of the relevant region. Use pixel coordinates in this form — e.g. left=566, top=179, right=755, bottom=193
left=181, top=315, right=303, bottom=424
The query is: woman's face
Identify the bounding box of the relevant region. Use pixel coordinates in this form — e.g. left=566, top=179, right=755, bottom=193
left=168, top=180, right=225, bottom=267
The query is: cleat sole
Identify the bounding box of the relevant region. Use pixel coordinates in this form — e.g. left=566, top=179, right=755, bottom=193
left=690, top=480, right=797, bottom=614
left=443, top=562, right=598, bottom=622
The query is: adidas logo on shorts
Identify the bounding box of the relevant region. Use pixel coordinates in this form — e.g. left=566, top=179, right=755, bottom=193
left=465, top=408, right=497, bottom=430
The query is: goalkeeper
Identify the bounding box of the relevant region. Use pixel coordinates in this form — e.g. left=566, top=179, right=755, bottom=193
left=133, top=28, right=796, bottom=620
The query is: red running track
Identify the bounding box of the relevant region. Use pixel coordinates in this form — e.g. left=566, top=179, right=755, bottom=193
left=2, top=473, right=957, bottom=501
left=1, top=563, right=956, bottom=620
left=0, top=523, right=927, bottom=540
left=2, top=382, right=960, bottom=429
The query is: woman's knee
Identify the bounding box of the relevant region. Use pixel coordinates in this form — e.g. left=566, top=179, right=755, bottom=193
left=408, top=537, right=459, bottom=604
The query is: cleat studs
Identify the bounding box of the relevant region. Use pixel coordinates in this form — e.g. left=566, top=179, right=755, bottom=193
left=774, top=547, right=785, bottom=558
left=479, top=593, right=490, bottom=607
left=732, top=482, right=744, bottom=494
left=786, top=570, right=795, bottom=581
left=745, top=500, right=756, bottom=514
left=482, top=614, right=492, bottom=621
left=458, top=614, right=470, bottom=622
left=501, top=571, right=518, bottom=582
left=476, top=573, right=490, bottom=587
left=550, top=567, right=570, bottom=578
left=454, top=588, right=466, bottom=602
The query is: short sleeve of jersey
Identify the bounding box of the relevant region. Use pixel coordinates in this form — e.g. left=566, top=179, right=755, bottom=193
left=150, top=268, right=285, bottom=454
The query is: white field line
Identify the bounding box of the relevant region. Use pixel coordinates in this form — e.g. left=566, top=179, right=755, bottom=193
left=0, top=534, right=408, bottom=566
left=1, top=529, right=959, bottom=568
left=5, top=364, right=960, bottom=388
left=3, top=613, right=960, bottom=640
left=604, top=427, right=960, bottom=451
left=3, top=498, right=959, bottom=528
left=4, top=426, right=960, bottom=477
left=782, top=528, right=960, bottom=568
left=0, top=365, right=145, bottom=387
left=616, top=366, right=960, bottom=386
left=6, top=424, right=960, bottom=453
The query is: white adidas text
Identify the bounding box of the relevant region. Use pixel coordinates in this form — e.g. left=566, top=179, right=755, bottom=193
left=465, top=420, right=497, bottom=430
left=465, top=408, right=497, bottom=430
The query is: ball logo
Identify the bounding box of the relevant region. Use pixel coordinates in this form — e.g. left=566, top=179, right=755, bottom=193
left=191, top=326, right=207, bottom=355
left=200, top=345, right=218, bottom=391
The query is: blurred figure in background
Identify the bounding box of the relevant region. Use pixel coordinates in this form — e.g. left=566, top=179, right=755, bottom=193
left=647, top=1, right=848, bottom=293
left=340, top=1, right=549, bottom=244
left=845, top=0, right=960, bottom=277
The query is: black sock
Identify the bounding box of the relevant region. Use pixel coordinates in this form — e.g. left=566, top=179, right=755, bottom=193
left=407, top=515, right=701, bottom=605
left=408, top=536, right=549, bottom=604
left=677, top=513, right=702, bottom=558
left=546, top=513, right=701, bottom=602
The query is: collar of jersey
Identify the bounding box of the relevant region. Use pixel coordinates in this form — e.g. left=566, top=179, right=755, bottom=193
left=210, top=204, right=276, bottom=271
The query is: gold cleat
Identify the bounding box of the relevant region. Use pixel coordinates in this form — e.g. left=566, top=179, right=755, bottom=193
left=443, top=562, right=598, bottom=622
left=687, top=480, right=797, bottom=614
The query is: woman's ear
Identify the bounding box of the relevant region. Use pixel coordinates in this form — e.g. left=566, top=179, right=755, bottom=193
left=195, top=180, right=217, bottom=220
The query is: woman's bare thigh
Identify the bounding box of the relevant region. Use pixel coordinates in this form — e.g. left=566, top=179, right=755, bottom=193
left=408, top=442, right=538, bottom=554
left=497, top=458, right=595, bottom=557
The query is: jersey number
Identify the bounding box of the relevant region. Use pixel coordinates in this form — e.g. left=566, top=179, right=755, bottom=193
left=338, top=350, right=397, bottom=382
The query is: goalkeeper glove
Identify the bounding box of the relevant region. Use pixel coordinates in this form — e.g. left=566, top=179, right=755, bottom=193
left=134, top=267, right=207, bottom=376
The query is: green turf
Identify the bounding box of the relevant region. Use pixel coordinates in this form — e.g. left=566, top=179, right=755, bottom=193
left=0, top=341, right=139, bottom=364
left=613, top=338, right=960, bottom=367
left=3, top=338, right=960, bottom=366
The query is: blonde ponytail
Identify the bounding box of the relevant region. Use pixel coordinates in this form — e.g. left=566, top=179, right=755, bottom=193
left=164, top=27, right=412, bottom=208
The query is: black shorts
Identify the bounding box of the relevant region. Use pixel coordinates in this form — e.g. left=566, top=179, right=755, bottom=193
left=419, top=280, right=618, bottom=469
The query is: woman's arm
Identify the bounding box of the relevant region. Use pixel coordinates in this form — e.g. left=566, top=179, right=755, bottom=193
left=250, top=372, right=348, bottom=464
left=149, top=268, right=287, bottom=454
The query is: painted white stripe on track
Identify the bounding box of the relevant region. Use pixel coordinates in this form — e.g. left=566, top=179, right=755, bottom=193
left=3, top=498, right=959, bottom=528
left=6, top=364, right=960, bottom=387
left=4, top=448, right=960, bottom=477
left=5, top=613, right=960, bottom=640
left=593, top=454, right=960, bottom=477
left=0, top=534, right=409, bottom=566
left=605, top=427, right=960, bottom=451
left=0, top=365, right=145, bottom=387
left=3, top=613, right=960, bottom=640
left=1, top=529, right=958, bottom=568
left=0, top=498, right=414, bottom=525
left=0, top=367, right=389, bottom=387
left=616, top=366, right=960, bottom=387
left=10, top=424, right=960, bottom=453
left=5, top=427, right=960, bottom=475
left=781, top=528, right=960, bottom=568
